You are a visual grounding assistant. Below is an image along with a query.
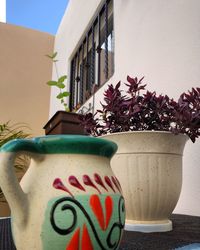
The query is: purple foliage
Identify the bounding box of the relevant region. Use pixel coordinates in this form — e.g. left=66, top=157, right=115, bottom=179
left=80, top=76, right=200, bottom=142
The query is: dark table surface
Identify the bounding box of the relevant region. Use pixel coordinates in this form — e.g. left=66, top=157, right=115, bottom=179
left=1, top=214, right=200, bottom=250
left=119, top=214, right=200, bottom=250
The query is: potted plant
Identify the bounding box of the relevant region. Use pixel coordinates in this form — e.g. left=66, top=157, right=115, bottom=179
left=81, top=75, right=200, bottom=232
left=43, top=52, right=86, bottom=135
left=0, top=122, right=30, bottom=217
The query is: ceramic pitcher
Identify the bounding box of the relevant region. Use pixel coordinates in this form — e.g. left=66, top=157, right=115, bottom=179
left=0, top=135, right=125, bottom=250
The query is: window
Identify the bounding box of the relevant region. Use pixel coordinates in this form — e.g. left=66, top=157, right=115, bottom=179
left=70, top=0, right=114, bottom=111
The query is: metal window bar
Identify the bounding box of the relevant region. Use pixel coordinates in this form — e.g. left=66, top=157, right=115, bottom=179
left=104, top=0, right=109, bottom=80
left=69, top=60, right=73, bottom=111
left=70, top=59, right=76, bottom=110
left=79, top=64, right=83, bottom=104
left=75, top=52, right=80, bottom=107
left=80, top=43, right=84, bottom=104
left=91, top=25, right=95, bottom=89
left=97, top=13, right=101, bottom=86
left=85, top=34, right=89, bottom=92
left=87, top=49, right=91, bottom=93
left=73, top=57, right=77, bottom=109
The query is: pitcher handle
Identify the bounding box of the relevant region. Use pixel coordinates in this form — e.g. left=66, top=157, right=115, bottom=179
left=0, top=139, right=42, bottom=227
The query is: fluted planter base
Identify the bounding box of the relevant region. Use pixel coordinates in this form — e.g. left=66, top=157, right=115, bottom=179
left=125, top=219, right=172, bottom=232
left=102, top=131, right=188, bottom=232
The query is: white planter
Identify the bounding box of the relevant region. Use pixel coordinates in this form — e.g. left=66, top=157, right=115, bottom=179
left=102, top=131, right=188, bottom=232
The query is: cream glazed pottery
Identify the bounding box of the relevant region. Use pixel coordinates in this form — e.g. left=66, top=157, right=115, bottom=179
left=102, top=131, right=188, bottom=232
left=0, top=135, right=125, bottom=250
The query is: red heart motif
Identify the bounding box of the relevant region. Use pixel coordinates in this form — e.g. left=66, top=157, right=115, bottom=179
left=90, top=194, right=105, bottom=230
left=105, top=196, right=113, bottom=229
left=66, top=228, right=80, bottom=250
left=81, top=224, right=93, bottom=250
left=90, top=195, right=113, bottom=231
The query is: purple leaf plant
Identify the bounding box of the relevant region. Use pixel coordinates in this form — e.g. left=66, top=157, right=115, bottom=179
left=80, top=76, right=200, bottom=142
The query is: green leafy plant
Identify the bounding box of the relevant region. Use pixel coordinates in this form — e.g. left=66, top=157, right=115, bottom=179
left=0, top=122, right=30, bottom=199
left=46, top=52, right=70, bottom=112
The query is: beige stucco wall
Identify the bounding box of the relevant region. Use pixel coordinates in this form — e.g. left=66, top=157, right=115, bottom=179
left=52, top=0, right=200, bottom=216
left=0, top=22, right=54, bottom=136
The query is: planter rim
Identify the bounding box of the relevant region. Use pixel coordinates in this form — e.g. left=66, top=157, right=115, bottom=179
left=101, top=131, right=188, bottom=155
left=101, top=130, right=189, bottom=139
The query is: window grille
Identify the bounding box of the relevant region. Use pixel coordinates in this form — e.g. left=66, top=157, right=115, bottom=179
left=70, top=0, right=114, bottom=111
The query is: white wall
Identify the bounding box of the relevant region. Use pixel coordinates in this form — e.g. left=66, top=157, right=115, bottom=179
left=0, top=0, right=6, bottom=22
left=52, top=0, right=200, bottom=216
left=50, top=0, right=103, bottom=116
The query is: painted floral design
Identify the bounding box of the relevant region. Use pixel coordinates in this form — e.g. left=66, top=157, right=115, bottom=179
left=45, top=174, right=125, bottom=250
left=53, top=173, right=122, bottom=195
left=66, top=194, right=114, bottom=250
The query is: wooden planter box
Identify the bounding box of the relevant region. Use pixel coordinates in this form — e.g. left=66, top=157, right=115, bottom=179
left=43, top=111, right=87, bottom=135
